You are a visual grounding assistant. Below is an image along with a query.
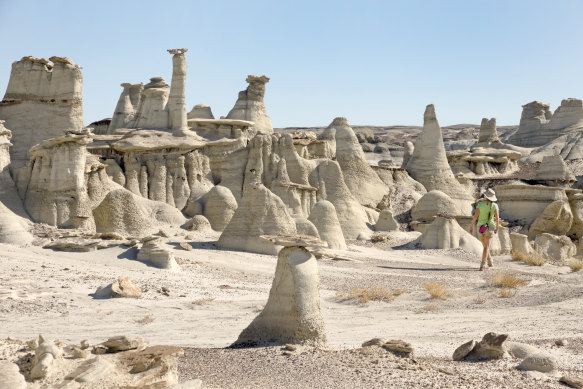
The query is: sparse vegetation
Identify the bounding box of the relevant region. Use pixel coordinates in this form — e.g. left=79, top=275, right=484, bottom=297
left=371, top=233, right=390, bottom=243
left=414, top=303, right=441, bottom=313
left=424, top=283, right=453, bottom=299
left=512, top=250, right=546, bottom=266
left=334, top=286, right=404, bottom=305
left=496, top=288, right=517, bottom=298
left=135, top=314, right=155, bottom=324
left=474, top=295, right=487, bottom=304
left=568, top=259, right=583, bottom=272
left=192, top=297, right=215, bottom=305
left=487, top=271, right=529, bottom=289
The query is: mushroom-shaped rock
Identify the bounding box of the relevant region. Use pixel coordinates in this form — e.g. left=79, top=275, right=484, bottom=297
left=419, top=216, right=482, bottom=255
left=217, top=183, right=296, bottom=255
left=232, top=235, right=327, bottom=347
left=308, top=200, right=347, bottom=250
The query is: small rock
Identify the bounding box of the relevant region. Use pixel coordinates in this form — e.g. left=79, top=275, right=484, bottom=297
left=179, top=242, right=193, bottom=251
left=382, top=340, right=414, bottom=356
left=27, top=338, right=39, bottom=350
left=94, top=276, right=141, bottom=299
left=556, top=339, right=569, bottom=347
left=185, top=234, right=195, bottom=240
left=80, top=340, right=90, bottom=349
left=437, top=367, right=455, bottom=376
left=560, top=375, right=583, bottom=389
left=72, top=347, right=91, bottom=359
left=517, top=353, right=558, bottom=373
left=470, top=332, right=510, bottom=360
left=282, top=351, right=293, bottom=356
left=522, top=371, right=551, bottom=381
left=452, top=340, right=476, bottom=361
left=158, top=229, right=170, bottom=238
left=284, top=344, right=297, bottom=351
left=362, top=338, right=386, bottom=347
left=93, top=345, right=107, bottom=355
left=160, top=286, right=171, bottom=296
left=102, top=336, right=146, bottom=352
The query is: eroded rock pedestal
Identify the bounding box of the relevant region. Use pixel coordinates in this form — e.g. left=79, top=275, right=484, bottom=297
left=232, top=235, right=328, bottom=347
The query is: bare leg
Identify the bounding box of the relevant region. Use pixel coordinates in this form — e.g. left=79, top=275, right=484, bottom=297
left=480, top=236, right=492, bottom=270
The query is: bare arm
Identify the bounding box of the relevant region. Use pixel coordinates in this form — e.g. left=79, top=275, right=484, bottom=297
left=469, top=208, right=479, bottom=234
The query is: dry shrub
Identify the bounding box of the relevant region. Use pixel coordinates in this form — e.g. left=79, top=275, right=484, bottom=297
left=424, top=283, right=453, bottom=299
left=488, top=271, right=529, bottom=288
left=415, top=303, right=441, bottom=313
left=371, top=233, right=390, bottom=243
left=334, top=286, right=404, bottom=305
left=569, top=259, right=583, bottom=272
left=474, top=295, right=487, bottom=304
left=512, top=250, right=546, bottom=266
left=135, top=314, right=155, bottom=324
left=192, top=297, right=215, bottom=305
left=496, top=288, right=517, bottom=298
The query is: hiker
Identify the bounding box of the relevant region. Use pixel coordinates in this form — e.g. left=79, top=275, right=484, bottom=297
left=469, top=188, right=500, bottom=271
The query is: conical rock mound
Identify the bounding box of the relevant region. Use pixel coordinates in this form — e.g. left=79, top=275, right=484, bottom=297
left=419, top=216, right=482, bottom=255
left=308, top=200, right=347, bottom=250
left=405, top=105, right=472, bottom=215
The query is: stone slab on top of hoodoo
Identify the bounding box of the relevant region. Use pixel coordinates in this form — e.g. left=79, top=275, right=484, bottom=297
left=405, top=104, right=473, bottom=215
left=217, top=182, right=297, bottom=255
left=232, top=235, right=327, bottom=348
left=329, top=117, right=389, bottom=207
left=226, top=75, right=273, bottom=135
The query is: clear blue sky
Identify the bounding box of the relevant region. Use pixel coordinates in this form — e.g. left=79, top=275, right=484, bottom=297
left=1, top=0, right=582, bottom=127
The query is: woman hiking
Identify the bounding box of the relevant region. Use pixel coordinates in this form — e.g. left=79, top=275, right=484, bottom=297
left=469, top=188, right=500, bottom=271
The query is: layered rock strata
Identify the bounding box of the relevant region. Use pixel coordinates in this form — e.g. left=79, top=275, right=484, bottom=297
left=226, top=75, right=273, bottom=135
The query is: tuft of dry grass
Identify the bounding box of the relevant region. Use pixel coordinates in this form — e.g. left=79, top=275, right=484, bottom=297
left=487, top=271, right=529, bottom=289
left=512, top=250, right=546, bottom=266
left=474, top=295, right=488, bottom=304
left=135, top=314, right=155, bottom=324
left=569, top=259, right=583, bottom=272
left=418, top=303, right=441, bottom=312
left=424, top=283, right=453, bottom=299
left=192, top=297, right=215, bottom=305
left=334, top=286, right=405, bottom=305
left=496, top=288, right=517, bottom=298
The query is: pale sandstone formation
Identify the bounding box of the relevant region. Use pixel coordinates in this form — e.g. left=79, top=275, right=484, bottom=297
left=315, top=160, right=372, bottom=240
left=184, top=215, right=212, bottom=231
left=510, top=233, right=533, bottom=254
left=534, top=155, right=575, bottom=182
left=226, top=75, right=273, bottom=135
left=108, top=82, right=144, bottom=132
left=456, top=333, right=511, bottom=361
left=294, top=216, right=320, bottom=237
left=0, top=361, right=25, bottom=389
left=307, top=200, right=347, bottom=250
left=185, top=185, right=238, bottom=231
left=0, top=202, right=33, bottom=245
left=0, top=121, right=11, bottom=171
left=131, top=77, right=170, bottom=129
left=373, top=166, right=426, bottom=222
left=167, top=48, right=190, bottom=136
left=93, top=188, right=186, bottom=238
left=0, top=56, right=83, bottom=167
left=187, top=118, right=254, bottom=141
left=401, top=141, right=414, bottom=168
left=567, top=190, right=583, bottom=239
left=217, top=183, right=297, bottom=255
left=510, top=99, right=583, bottom=148
left=524, top=130, right=583, bottom=162
left=104, top=158, right=126, bottom=186
left=95, top=276, right=142, bottom=298
left=528, top=200, right=573, bottom=240
left=187, top=104, right=214, bottom=119
left=137, top=236, right=179, bottom=270
left=419, top=216, right=482, bottom=255
left=411, top=190, right=463, bottom=221
left=517, top=353, right=558, bottom=374
left=326, top=117, right=388, bottom=206
left=477, top=118, right=501, bottom=144
left=534, top=233, right=576, bottom=263
left=30, top=335, right=63, bottom=380
left=23, top=129, right=94, bottom=230
left=405, top=105, right=472, bottom=215
left=233, top=235, right=327, bottom=347
left=375, top=209, right=399, bottom=231
left=447, top=148, right=521, bottom=177
left=495, top=184, right=568, bottom=225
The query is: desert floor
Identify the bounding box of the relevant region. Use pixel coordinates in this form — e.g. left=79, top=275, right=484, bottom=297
left=1, top=229, right=582, bottom=388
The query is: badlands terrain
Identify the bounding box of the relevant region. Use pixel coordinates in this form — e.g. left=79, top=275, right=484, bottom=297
left=0, top=49, right=583, bottom=388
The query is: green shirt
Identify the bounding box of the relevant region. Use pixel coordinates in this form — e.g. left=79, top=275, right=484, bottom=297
left=476, top=200, right=499, bottom=228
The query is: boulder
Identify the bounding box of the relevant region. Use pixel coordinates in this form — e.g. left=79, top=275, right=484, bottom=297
left=293, top=217, right=320, bottom=237
left=185, top=185, right=238, bottom=231
left=184, top=215, right=212, bottom=231
left=534, top=233, right=576, bottom=263
left=560, top=376, right=583, bottom=389
left=567, top=191, right=583, bottom=239
left=232, top=236, right=327, bottom=347
left=468, top=332, right=510, bottom=360
left=0, top=361, right=26, bottom=389
left=452, top=340, right=477, bottom=361
left=517, top=353, right=558, bottom=374
left=95, top=276, right=142, bottom=299
left=137, top=236, right=179, bottom=270
left=412, top=190, right=461, bottom=221
left=419, top=217, right=482, bottom=255
left=307, top=200, right=347, bottom=250
left=506, top=341, right=540, bottom=359
left=375, top=209, right=399, bottom=231
left=382, top=340, right=414, bottom=356
left=510, top=233, right=533, bottom=254
left=528, top=200, right=573, bottom=240
left=101, top=336, right=147, bottom=352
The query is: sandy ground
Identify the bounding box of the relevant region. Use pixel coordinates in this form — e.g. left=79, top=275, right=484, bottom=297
left=1, top=229, right=583, bottom=388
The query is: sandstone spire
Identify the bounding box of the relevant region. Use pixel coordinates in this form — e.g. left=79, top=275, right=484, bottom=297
left=167, top=48, right=189, bottom=136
